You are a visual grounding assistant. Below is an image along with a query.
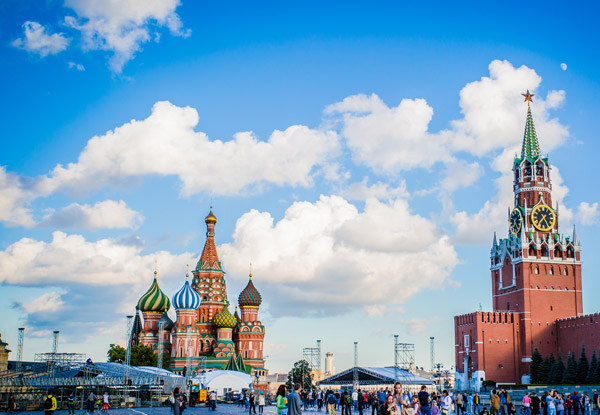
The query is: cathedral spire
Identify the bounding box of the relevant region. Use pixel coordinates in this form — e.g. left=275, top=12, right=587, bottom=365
left=196, top=207, right=221, bottom=270
left=573, top=224, right=578, bottom=245
left=492, top=231, right=498, bottom=249
left=521, top=90, right=541, bottom=160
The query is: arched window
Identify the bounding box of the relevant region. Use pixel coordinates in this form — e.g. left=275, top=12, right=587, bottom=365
left=554, top=246, right=562, bottom=258
left=530, top=245, right=537, bottom=257
left=535, top=267, right=540, bottom=275
left=549, top=267, right=554, bottom=275
left=564, top=268, right=568, bottom=276
left=567, top=247, right=575, bottom=258
left=541, top=245, right=549, bottom=257
left=535, top=161, right=544, bottom=177
left=524, top=161, right=532, bottom=177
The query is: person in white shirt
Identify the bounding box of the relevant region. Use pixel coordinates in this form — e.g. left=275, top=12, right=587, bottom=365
left=353, top=391, right=359, bottom=411
left=259, top=392, right=266, bottom=414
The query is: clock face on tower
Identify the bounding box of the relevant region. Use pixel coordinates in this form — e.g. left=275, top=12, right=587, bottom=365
left=531, top=204, right=556, bottom=232
left=509, top=208, right=522, bottom=235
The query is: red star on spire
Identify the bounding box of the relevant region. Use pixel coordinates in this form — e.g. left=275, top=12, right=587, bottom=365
left=522, top=90, right=535, bottom=103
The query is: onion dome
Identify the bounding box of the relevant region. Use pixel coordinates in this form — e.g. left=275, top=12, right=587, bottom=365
left=137, top=270, right=171, bottom=312
left=214, top=302, right=237, bottom=329
left=173, top=270, right=201, bottom=310
left=158, top=312, right=174, bottom=331
left=238, top=274, right=262, bottom=307
left=205, top=206, right=217, bottom=224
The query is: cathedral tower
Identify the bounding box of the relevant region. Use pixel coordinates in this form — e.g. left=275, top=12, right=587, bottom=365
left=137, top=270, right=171, bottom=350
left=171, top=269, right=202, bottom=372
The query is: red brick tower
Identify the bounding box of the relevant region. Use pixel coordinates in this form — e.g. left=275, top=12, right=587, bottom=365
left=491, top=91, right=583, bottom=376
left=191, top=208, right=228, bottom=355
left=236, top=273, right=266, bottom=368
left=454, top=91, right=583, bottom=387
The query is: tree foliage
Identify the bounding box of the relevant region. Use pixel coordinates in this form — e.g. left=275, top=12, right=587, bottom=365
left=586, top=350, right=597, bottom=384
left=550, top=354, right=565, bottom=384
left=286, top=359, right=314, bottom=390
left=576, top=344, right=589, bottom=384
left=107, top=344, right=159, bottom=367
left=530, top=349, right=543, bottom=384
left=563, top=352, right=578, bottom=384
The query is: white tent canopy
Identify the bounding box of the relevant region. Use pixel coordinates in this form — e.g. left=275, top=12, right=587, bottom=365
left=192, top=370, right=253, bottom=396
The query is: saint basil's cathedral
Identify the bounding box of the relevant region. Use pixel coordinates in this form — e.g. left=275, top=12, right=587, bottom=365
left=454, top=91, right=595, bottom=388
left=130, top=209, right=266, bottom=376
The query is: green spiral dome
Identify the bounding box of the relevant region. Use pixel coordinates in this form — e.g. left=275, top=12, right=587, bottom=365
left=214, top=303, right=237, bottom=328
left=137, top=272, right=171, bottom=312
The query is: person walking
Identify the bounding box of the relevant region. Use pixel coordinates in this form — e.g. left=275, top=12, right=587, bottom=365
left=572, top=393, right=581, bottom=415
left=173, top=388, right=182, bottom=415
left=209, top=390, right=217, bottom=411
left=353, top=390, right=359, bottom=412
left=523, top=393, right=532, bottom=415
left=249, top=392, right=257, bottom=414
left=584, top=395, right=591, bottom=415
left=288, top=384, right=303, bottom=415
left=442, top=391, right=452, bottom=415
left=490, top=391, right=501, bottom=415
left=359, top=390, right=365, bottom=415
left=557, top=394, right=565, bottom=415
left=102, top=392, right=110, bottom=413
left=259, top=391, right=266, bottom=414
left=381, top=394, right=399, bottom=415
left=456, top=393, right=465, bottom=415
left=9, top=394, right=16, bottom=414
left=44, top=393, right=57, bottom=415
left=474, top=393, right=481, bottom=415
left=327, top=391, right=338, bottom=415
left=277, top=385, right=288, bottom=415
left=531, top=393, right=541, bottom=415
left=88, top=391, right=96, bottom=413
left=419, top=386, right=431, bottom=415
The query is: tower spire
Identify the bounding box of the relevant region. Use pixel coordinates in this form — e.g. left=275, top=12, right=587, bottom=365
left=573, top=224, right=578, bottom=245
left=521, top=90, right=541, bottom=160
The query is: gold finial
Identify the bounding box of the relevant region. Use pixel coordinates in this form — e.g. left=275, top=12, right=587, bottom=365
left=154, top=259, right=158, bottom=279
left=186, top=264, right=189, bottom=280
left=522, top=90, right=534, bottom=103
left=249, top=262, right=253, bottom=280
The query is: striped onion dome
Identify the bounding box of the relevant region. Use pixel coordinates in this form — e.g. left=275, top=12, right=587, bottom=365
left=158, top=312, right=174, bottom=331
left=137, top=271, right=171, bottom=312
left=214, top=302, right=237, bottom=329
left=238, top=274, right=262, bottom=307
left=173, top=272, right=201, bottom=310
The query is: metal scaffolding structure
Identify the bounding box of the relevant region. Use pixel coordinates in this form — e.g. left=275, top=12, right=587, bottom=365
left=394, top=341, right=416, bottom=391
left=430, top=337, right=435, bottom=372
left=16, top=328, right=24, bottom=372
left=157, top=321, right=165, bottom=370
left=125, top=315, right=133, bottom=381
left=353, top=342, right=358, bottom=390
left=52, top=331, right=59, bottom=354
left=302, top=339, right=322, bottom=372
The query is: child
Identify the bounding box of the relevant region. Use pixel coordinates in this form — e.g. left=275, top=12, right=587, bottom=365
left=480, top=407, right=490, bottom=415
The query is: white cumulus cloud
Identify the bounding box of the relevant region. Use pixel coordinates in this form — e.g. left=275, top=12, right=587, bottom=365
left=16, top=291, right=66, bottom=314
left=219, top=195, right=458, bottom=315
left=12, top=21, right=70, bottom=57
left=39, top=200, right=144, bottom=229
left=577, top=202, right=599, bottom=225
left=64, top=0, right=189, bottom=73
left=0, top=231, right=193, bottom=286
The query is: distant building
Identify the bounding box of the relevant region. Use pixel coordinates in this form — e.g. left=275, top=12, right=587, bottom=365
left=325, top=352, right=335, bottom=376
left=134, top=208, right=266, bottom=377
left=319, top=366, right=434, bottom=392
left=454, top=93, right=591, bottom=388
left=267, top=372, right=289, bottom=395
left=0, top=333, right=10, bottom=372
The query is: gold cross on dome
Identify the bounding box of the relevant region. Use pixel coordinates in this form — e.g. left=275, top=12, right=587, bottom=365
left=522, top=90, right=535, bottom=103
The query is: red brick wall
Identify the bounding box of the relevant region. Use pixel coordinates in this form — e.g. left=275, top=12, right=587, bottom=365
left=557, top=313, right=600, bottom=358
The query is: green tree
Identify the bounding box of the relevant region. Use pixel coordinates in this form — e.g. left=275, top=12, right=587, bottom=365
left=593, top=349, right=600, bottom=384
left=530, top=349, right=543, bottom=384
left=563, top=352, right=578, bottom=384
left=551, top=354, right=566, bottom=384
left=586, top=350, right=597, bottom=384
left=107, top=344, right=158, bottom=367
left=540, top=355, right=553, bottom=384
left=286, top=360, right=314, bottom=390
left=576, top=344, right=589, bottom=384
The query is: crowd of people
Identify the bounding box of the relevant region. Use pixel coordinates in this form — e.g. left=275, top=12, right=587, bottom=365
left=273, top=382, right=454, bottom=415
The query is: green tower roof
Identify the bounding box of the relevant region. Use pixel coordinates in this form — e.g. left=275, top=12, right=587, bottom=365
left=521, top=99, right=541, bottom=161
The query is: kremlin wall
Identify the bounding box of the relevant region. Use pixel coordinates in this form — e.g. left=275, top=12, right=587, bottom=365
left=132, top=208, right=266, bottom=380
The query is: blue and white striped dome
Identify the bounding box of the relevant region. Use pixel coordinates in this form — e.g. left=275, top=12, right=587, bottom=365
left=173, top=274, right=201, bottom=310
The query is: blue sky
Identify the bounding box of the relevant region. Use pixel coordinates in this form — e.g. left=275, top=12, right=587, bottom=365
left=1, top=0, right=600, bottom=374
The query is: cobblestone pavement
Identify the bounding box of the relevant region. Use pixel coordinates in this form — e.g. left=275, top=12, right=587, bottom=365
left=21, top=403, right=342, bottom=415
